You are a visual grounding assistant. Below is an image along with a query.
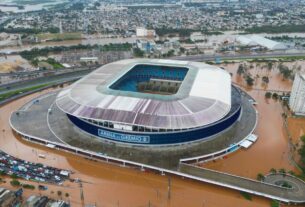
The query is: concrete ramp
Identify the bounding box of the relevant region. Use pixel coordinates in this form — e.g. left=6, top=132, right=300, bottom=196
left=179, top=163, right=305, bottom=204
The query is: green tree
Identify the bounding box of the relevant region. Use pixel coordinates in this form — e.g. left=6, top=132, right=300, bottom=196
left=257, top=173, right=265, bottom=181
left=10, top=179, right=21, bottom=186
left=272, top=93, right=278, bottom=100
left=133, top=48, right=144, bottom=57
left=246, top=75, right=254, bottom=86
left=269, top=168, right=277, bottom=174
left=270, top=200, right=279, bottom=207
left=262, top=76, right=269, bottom=84
left=237, top=64, right=245, bottom=75
left=267, top=62, right=273, bottom=71
left=10, top=174, right=19, bottom=179
left=279, top=168, right=286, bottom=174
left=265, top=92, right=272, bottom=99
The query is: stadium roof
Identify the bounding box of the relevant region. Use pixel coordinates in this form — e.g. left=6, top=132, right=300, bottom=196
left=56, top=59, right=232, bottom=130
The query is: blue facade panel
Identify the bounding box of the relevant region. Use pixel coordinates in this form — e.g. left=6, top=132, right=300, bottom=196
left=66, top=106, right=241, bottom=145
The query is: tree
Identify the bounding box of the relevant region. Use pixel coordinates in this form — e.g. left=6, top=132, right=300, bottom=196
left=267, top=62, right=273, bottom=71
left=272, top=93, right=278, bottom=100
left=271, top=200, right=280, bottom=207
left=133, top=48, right=144, bottom=57
left=257, top=173, right=265, bottom=181
left=57, top=190, right=62, bottom=197
left=279, top=168, right=286, bottom=174
left=246, top=75, right=254, bottom=86
left=10, top=179, right=21, bottom=186
left=269, top=168, right=277, bottom=174
left=237, top=64, right=245, bottom=75
left=179, top=47, right=185, bottom=54
left=262, top=76, right=269, bottom=84
left=10, top=174, right=19, bottom=179
left=265, top=92, right=272, bottom=99
left=278, top=63, right=292, bottom=79
left=65, top=193, right=69, bottom=198
left=281, top=181, right=292, bottom=188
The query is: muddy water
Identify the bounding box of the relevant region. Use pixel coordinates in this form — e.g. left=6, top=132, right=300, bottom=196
left=222, top=61, right=303, bottom=91
left=288, top=117, right=305, bottom=144
left=202, top=61, right=302, bottom=178
left=287, top=117, right=305, bottom=163
left=0, top=88, right=272, bottom=206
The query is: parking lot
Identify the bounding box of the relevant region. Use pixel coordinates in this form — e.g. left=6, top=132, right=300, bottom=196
left=0, top=151, right=69, bottom=184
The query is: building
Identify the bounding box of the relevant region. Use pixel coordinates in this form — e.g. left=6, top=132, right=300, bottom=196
left=289, top=73, right=305, bottom=115
left=136, top=27, right=156, bottom=38
left=136, top=39, right=156, bottom=53
left=56, top=59, right=242, bottom=146
left=236, top=35, right=287, bottom=50
left=24, top=195, right=70, bottom=207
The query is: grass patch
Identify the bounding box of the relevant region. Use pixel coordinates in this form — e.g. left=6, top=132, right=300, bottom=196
left=270, top=200, right=279, bottom=207
left=240, top=191, right=252, bottom=201
left=22, top=184, right=35, bottom=190
left=0, top=83, right=51, bottom=102
left=10, top=179, right=21, bottom=186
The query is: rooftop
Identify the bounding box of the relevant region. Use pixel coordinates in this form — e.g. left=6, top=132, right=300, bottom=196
left=56, top=59, right=232, bottom=130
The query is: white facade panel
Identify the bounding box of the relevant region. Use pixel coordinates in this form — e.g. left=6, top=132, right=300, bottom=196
left=289, top=73, right=305, bottom=115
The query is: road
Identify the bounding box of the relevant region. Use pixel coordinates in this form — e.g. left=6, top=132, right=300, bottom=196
left=0, top=69, right=93, bottom=96
left=172, top=51, right=305, bottom=61
left=179, top=163, right=305, bottom=204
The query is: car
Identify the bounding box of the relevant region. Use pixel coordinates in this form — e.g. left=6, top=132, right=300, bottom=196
left=38, top=185, right=48, bottom=191
left=54, top=175, right=61, bottom=181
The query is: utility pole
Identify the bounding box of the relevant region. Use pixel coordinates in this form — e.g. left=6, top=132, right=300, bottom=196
left=80, top=181, right=85, bottom=207
left=167, top=176, right=171, bottom=200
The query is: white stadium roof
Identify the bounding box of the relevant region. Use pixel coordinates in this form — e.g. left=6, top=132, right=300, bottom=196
left=56, top=59, right=232, bottom=130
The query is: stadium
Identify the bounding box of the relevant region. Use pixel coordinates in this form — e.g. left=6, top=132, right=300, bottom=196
left=55, top=59, right=242, bottom=146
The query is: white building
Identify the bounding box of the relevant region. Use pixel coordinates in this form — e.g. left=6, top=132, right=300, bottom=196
left=136, top=27, right=156, bottom=37
left=289, top=73, right=305, bottom=115
left=236, top=35, right=287, bottom=50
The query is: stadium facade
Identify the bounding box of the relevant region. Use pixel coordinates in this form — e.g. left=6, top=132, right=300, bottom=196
left=56, top=59, right=242, bottom=145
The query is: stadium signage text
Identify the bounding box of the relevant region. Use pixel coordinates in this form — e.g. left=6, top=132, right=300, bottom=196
left=98, top=129, right=150, bottom=144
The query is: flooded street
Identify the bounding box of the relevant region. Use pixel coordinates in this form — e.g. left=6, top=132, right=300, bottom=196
left=0, top=88, right=271, bottom=206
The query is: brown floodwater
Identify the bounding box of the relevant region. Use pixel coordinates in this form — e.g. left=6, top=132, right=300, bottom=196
left=288, top=117, right=305, bottom=144
left=202, top=61, right=302, bottom=179
left=223, top=61, right=300, bottom=92
left=0, top=87, right=273, bottom=206
left=287, top=116, right=305, bottom=163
